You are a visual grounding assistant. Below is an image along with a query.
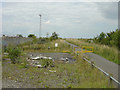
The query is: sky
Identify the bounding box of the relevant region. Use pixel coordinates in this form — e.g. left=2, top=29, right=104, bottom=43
left=1, top=2, right=118, bottom=38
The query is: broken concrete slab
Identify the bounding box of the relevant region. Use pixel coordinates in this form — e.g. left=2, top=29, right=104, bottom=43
left=35, top=65, right=42, bottom=68
left=49, top=70, right=56, bottom=73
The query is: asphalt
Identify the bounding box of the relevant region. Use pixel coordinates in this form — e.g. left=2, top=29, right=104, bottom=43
left=0, top=67, right=1, bottom=90
left=65, top=40, right=119, bottom=84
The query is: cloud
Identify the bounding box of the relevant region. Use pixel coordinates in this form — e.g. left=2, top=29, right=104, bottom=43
left=0, top=3, right=2, bottom=37
left=2, top=2, right=118, bottom=38
left=44, top=20, right=50, bottom=24
left=95, top=2, right=118, bottom=20
left=1, top=0, right=120, bottom=2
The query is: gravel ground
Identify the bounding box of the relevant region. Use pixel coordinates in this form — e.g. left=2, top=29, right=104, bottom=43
left=2, top=52, right=76, bottom=88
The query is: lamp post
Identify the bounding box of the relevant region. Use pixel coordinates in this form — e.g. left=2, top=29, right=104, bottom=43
left=39, top=14, right=42, bottom=38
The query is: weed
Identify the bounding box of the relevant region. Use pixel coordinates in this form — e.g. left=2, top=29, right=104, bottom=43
left=66, top=39, right=119, bottom=64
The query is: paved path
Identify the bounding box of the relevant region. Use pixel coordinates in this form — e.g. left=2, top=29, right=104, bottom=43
left=65, top=40, right=119, bottom=83
left=0, top=70, right=1, bottom=90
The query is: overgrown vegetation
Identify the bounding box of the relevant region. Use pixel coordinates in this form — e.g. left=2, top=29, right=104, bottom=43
left=2, top=32, right=115, bottom=88
left=94, top=29, right=119, bottom=49
left=28, top=34, right=36, bottom=38
left=66, top=38, right=119, bottom=64
left=20, top=39, right=72, bottom=53
left=50, top=32, right=58, bottom=41
left=6, top=46, right=21, bottom=64
left=2, top=52, right=113, bottom=88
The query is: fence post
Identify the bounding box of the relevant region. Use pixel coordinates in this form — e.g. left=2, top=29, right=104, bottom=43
left=91, top=61, right=94, bottom=68
left=108, top=73, right=113, bottom=88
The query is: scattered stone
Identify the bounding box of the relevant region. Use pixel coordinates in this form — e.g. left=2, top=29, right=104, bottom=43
left=31, top=56, right=40, bottom=60
left=66, top=58, right=69, bottom=61
left=60, top=58, right=66, bottom=61
left=27, top=59, right=30, bottom=62
left=43, top=56, right=47, bottom=59
left=8, top=77, right=11, bottom=79
left=48, top=46, right=50, bottom=50
left=49, top=70, right=56, bottom=73
left=50, top=65, right=55, bottom=67
left=48, top=57, right=52, bottom=60
left=4, top=53, right=8, bottom=55
left=44, top=72, right=48, bottom=74
left=35, top=65, right=42, bottom=68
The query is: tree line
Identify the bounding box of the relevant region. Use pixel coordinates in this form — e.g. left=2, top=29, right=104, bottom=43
left=28, top=32, right=59, bottom=41
left=94, top=29, right=120, bottom=49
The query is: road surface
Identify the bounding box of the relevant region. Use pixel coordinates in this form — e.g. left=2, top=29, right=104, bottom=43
left=65, top=40, right=119, bottom=85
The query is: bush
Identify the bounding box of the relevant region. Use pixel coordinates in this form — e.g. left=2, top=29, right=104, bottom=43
left=7, top=47, right=21, bottom=64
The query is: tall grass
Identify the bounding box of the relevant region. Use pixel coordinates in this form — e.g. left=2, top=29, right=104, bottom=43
left=20, top=39, right=72, bottom=53
left=66, top=39, right=119, bottom=64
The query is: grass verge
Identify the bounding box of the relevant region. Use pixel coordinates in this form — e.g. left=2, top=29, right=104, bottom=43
left=66, top=39, right=119, bottom=64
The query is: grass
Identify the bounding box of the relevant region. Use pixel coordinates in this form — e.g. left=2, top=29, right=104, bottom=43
left=2, top=53, right=113, bottom=88
left=20, top=39, right=72, bottom=53
left=2, top=39, right=115, bottom=88
left=66, top=39, right=119, bottom=64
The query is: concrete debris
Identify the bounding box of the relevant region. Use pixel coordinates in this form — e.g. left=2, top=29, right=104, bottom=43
left=4, top=53, right=8, bottom=55
left=65, top=58, right=68, bottom=61
left=27, top=53, right=75, bottom=68
left=27, top=59, right=30, bottom=62
left=60, top=57, right=69, bottom=61
left=49, top=70, right=56, bottom=73
left=48, top=46, right=50, bottom=50
left=35, top=65, right=42, bottom=68
left=66, top=61, right=69, bottom=63
left=60, top=58, right=66, bottom=61
left=44, top=72, right=48, bottom=74
left=30, top=54, right=33, bottom=56
left=31, top=56, right=40, bottom=60
left=48, top=57, right=52, bottom=60
left=30, top=55, right=52, bottom=60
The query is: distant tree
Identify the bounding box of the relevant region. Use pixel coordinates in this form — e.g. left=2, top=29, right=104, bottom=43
left=51, top=32, right=58, bottom=40
left=46, top=32, right=49, bottom=38
left=118, top=29, right=120, bottom=49
left=3, top=34, right=5, bottom=37
left=98, top=32, right=106, bottom=43
left=94, top=29, right=120, bottom=48
left=17, top=34, right=23, bottom=38
left=28, top=34, right=36, bottom=38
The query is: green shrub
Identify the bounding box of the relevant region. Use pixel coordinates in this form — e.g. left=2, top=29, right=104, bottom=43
left=7, top=47, right=21, bottom=64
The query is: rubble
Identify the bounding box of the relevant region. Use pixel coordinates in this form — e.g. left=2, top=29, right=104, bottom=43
left=30, top=55, right=53, bottom=60
left=49, top=70, right=56, bottom=73
left=26, top=53, right=75, bottom=68
left=4, top=53, right=9, bottom=55
left=35, top=65, right=42, bottom=68
left=31, top=56, right=40, bottom=60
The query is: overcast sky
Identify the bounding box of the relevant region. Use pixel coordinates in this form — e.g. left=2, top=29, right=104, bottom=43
left=2, top=2, right=118, bottom=38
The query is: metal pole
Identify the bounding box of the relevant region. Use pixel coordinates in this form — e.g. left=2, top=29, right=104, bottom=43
left=39, top=14, right=42, bottom=38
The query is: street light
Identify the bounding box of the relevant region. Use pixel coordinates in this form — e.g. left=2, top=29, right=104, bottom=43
left=39, top=14, right=42, bottom=38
